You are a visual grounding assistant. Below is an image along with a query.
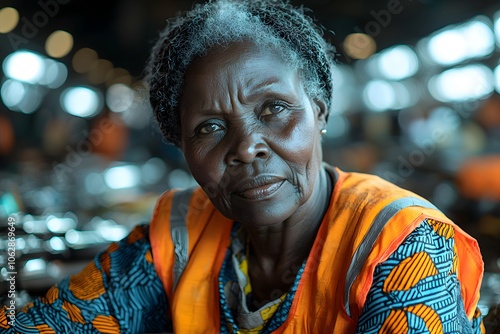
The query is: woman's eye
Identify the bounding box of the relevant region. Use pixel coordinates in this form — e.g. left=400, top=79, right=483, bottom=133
left=261, top=104, right=286, bottom=117
left=199, top=123, right=223, bottom=134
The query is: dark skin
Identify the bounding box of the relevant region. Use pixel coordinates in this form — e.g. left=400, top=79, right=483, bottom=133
left=179, top=41, right=333, bottom=307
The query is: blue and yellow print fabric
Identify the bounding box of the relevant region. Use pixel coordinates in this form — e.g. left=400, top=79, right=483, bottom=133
left=356, top=219, right=484, bottom=333
left=0, top=225, right=171, bottom=333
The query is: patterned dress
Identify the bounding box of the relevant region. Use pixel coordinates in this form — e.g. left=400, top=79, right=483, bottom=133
left=0, top=220, right=485, bottom=333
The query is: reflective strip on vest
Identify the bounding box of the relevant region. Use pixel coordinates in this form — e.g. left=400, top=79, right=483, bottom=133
left=344, top=196, right=439, bottom=317
left=170, top=188, right=195, bottom=290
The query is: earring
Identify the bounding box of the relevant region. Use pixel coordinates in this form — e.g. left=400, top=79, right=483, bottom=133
left=320, top=128, right=327, bottom=135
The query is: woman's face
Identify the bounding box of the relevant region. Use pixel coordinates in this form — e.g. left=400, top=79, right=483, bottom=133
left=179, top=42, right=326, bottom=227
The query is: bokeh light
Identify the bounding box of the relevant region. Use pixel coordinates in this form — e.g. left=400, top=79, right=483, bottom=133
left=60, top=86, right=103, bottom=118
left=427, top=18, right=494, bottom=66
left=0, top=7, right=19, bottom=33
left=106, top=84, right=134, bottom=112
left=343, top=33, right=377, bottom=60
left=363, top=80, right=396, bottom=112
left=45, top=30, right=74, bottom=58
left=97, top=223, right=128, bottom=242
left=463, top=19, right=495, bottom=58
left=104, top=165, right=141, bottom=189
left=3, top=51, right=45, bottom=84
left=2, top=51, right=67, bottom=88
left=1, top=80, right=25, bottom=109
left=38, top=59, right=68, bottom=88
left=72, top=48, right=98, bottom=73
left=24, top=259, right=46, bottom=274
left=87, top=59, right=113, bottom=84
left=378, top=45, right=419, bottom=80
left=428, top=30, right=466, bottom=65
left=48, top=237, right=66, bottom=252
left=429, top=64, right=494, bottom=102
left=46, top=216, right=77, bottom=234
left=1, top=80, right=42, bottom=114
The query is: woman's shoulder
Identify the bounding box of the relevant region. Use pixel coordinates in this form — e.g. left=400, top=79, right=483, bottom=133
left=334, top=166, right=422, bottom=199
left=150, top=186, right=220, bottom=233
left=327, top=166, right=434, bottom=219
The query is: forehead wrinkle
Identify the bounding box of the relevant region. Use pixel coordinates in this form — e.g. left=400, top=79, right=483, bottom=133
left=222, top=67, right=247, bottom=114
left=195, top=67, right=237, bottom=115
left=245, top=76, right=281, bottom=96
left=235, top=73, right=298, bottom=106
left=245, top=60, right=302, bottom=95
left=195, top=78, right=225, bottom=114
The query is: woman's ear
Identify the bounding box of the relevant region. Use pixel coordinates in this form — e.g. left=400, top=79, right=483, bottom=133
left=313, top=98, right=329, bottom=130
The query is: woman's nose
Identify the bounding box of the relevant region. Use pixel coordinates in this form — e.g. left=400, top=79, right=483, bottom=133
left=225, top=130, right=270, bottom=166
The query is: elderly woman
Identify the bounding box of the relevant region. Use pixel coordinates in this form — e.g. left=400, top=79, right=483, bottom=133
left=1, top=0, right=485, bottom=333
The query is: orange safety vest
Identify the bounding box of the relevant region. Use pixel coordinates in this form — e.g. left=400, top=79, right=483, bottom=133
left=149, top=166, right=483, bottom=333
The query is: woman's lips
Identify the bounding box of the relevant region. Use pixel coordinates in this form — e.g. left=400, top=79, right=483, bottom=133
left=233, top=176, right=286, bottom=200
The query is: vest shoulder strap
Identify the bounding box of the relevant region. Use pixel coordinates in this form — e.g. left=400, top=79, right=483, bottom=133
left=344, top=196, right=438, bottom=317
left=169, top=187, right=195, bottom=290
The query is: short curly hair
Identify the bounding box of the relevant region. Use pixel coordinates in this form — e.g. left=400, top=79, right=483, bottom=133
left=146, top=0, right=336, bottom=146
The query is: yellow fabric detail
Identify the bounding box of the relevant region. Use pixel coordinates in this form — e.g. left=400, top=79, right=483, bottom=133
left=383, top=251, right=438, bottom=293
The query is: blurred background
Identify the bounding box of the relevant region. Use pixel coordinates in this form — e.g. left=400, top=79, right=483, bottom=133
left=0, top=0, right=499, bottom=318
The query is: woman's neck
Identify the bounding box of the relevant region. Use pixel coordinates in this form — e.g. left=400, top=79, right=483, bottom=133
left=244, top=166, right=334, bottom=306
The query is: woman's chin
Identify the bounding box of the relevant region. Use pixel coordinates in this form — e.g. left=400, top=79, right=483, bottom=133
left=222, top=183, right=300, bottom=226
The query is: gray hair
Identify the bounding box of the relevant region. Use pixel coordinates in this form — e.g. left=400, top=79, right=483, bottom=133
left=146, top=0, right=336, bottom=146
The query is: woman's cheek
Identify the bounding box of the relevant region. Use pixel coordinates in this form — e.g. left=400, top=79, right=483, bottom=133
left=188, top=153, right=225, bottom=198
left=278, top=116, right=316, bottom=160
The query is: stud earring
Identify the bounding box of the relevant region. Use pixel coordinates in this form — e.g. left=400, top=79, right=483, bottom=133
left=320, top=128, right=327, bottom=135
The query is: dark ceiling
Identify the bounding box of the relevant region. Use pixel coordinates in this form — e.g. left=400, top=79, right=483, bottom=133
left=2, top=0, right=500, bottom=80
